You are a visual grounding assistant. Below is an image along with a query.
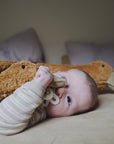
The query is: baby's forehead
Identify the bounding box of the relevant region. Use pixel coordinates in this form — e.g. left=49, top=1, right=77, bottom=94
left=69, top=69, right=94, bottom=86
left=68, top=69, right=85, bottom=76
left=67, top=69, right=88, bottom=83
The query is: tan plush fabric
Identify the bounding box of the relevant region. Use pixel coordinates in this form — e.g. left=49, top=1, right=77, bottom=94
left=0, top=60, right=114, bottom=101
left=0, top=93, right=114, bottom=144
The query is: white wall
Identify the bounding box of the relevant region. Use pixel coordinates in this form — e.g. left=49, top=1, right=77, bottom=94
left=0, top=0, right=114, bottom=64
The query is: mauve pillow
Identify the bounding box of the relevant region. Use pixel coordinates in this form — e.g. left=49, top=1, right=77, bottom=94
left=0, top=43, right=10, bottom=60
left=66, top=42, right=114, bottom=68
left=0, top=28, right=44, bottom=63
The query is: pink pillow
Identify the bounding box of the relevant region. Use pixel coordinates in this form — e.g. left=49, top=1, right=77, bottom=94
left=0, top=28, right=44, bottom=63
left=0, top=44, right=10, bottom=60
left=66, top=42, right=114, bottom=68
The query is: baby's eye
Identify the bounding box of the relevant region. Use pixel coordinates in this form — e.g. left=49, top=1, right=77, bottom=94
left=65, top=85, right=69, bottom=88
left=67, top=96, right=71, bottom=104
left=61, top=76, right=65, bottom=78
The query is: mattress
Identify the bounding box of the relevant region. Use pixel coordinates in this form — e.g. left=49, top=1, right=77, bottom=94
left=0, top=93, right=114, bottom=144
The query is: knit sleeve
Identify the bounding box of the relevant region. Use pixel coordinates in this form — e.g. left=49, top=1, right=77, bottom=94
left=0, top=80, right=45, bottom=135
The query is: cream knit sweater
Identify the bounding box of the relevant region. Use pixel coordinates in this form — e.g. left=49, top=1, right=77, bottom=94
left=0, top=80, right=46, bottom=135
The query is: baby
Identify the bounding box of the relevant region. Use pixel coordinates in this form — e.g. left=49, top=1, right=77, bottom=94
left=0, top=66, right=98, bottom=135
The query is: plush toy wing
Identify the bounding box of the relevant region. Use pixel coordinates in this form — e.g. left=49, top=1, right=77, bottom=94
left=0, top=60, right=114, bottom=101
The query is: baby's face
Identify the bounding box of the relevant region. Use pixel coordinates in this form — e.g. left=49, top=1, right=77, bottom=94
left=46, top=69, right=93, bottom=117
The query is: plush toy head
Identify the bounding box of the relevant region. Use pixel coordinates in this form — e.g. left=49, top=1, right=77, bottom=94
left=0, top=61, right=37, bottom=100
left=0, top=60, right=114, bottom=101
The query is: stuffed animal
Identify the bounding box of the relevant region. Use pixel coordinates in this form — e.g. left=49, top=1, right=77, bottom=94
left=0, top=60, right=114, bottom=101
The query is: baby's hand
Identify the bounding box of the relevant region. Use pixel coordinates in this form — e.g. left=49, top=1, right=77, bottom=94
left=34, top=66, right=53, bottom=89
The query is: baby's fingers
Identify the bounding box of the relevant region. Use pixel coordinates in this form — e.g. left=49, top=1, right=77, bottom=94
left=38, top=66, right=50, bottom=72
left=35, top=66, right=49, bottom=77
left=34, top=66, right=53, bottom=88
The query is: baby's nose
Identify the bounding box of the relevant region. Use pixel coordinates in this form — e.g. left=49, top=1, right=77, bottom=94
left=56, top=87, right=65, bottom=98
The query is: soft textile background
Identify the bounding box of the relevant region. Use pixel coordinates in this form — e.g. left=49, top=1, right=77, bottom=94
left=0, top=0, right=114, bottom=64
left=0, top=28, right=44, bottom=63
left=66, top=42, right=114, bottom=67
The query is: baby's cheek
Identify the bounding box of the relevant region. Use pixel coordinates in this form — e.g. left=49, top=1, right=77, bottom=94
left=46, top=104, right=66, bottom=117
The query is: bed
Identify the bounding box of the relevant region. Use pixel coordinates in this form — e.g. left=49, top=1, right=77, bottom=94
left=0, top=93, right=114, bottom=144
left=0, top=29, right=114, bottom=144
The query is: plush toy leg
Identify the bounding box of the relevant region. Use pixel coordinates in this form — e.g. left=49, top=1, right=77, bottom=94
left=0, top=60, right=15, bottom=73
left=107, top=72, right=114, bottom=91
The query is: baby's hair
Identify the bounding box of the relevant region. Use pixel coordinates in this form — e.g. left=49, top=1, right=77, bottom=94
left=83, top=71, right=98, bottom=110
left=69, top=69, right=98, bottom=111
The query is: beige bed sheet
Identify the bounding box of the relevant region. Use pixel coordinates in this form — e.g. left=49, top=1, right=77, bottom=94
left=0, top=93, right=114, bottom=144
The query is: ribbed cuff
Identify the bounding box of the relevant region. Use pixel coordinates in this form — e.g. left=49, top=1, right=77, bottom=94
left=26, top=80, right=45, bottom=98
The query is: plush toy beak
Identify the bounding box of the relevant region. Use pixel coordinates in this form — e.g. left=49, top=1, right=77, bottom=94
left=107, top=72, right=114, bottom=91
